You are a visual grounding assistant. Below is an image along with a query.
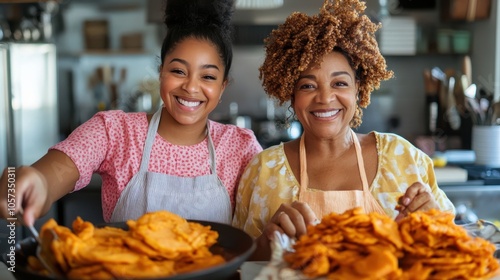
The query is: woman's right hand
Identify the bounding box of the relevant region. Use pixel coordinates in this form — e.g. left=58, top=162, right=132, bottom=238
left=251, top=201, right=318, bottom=261
left=263, top=201, right=318, bottom=241
left=0, top=166, right=50, bottom=226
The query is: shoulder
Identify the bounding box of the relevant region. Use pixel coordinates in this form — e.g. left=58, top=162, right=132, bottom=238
left=374, top=131, right=430, bottom=161
left=374, top=131, right=415, bottom=150
left=208, top=120, right=261, bottom=147
left=94, top=110, right=147, bottom=126
left=247, top=144, right=285, bottom=167
left=209, top=120, right=255, bottom=138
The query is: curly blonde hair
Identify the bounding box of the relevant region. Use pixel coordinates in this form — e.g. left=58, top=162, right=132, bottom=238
left=259, top=0, right=393, bottom=127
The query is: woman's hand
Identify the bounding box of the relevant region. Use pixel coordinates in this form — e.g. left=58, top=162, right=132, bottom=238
left=263, top=201, right=318, bottom=241
left=0, top=166, right=50, bottom=226
left=251, top=201, right=318, bottom=261
left=395, top=182, right=439, bottom=222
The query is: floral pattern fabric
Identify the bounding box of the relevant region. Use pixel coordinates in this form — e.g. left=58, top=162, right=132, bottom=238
left=51, top=110, right=262, bottom=221
left=232, top=131, right=455, bottom=238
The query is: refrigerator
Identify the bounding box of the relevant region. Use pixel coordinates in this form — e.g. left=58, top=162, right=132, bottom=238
left=0, top=43, right=59, bottom=253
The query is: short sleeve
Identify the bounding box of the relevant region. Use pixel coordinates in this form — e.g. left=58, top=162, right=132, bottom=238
left=50, top=112, right=110, bottom=191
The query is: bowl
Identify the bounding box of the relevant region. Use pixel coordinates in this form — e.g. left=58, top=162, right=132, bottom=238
left=1, top=220, right=255, bottom=280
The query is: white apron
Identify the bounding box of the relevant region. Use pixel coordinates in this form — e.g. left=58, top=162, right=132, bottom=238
left=298, top=129, right=386, bottom=218
left=110, top=108, right=232, bottom=224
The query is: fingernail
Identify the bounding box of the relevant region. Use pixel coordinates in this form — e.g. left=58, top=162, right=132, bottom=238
left=403, top=197, right=410, bottom=206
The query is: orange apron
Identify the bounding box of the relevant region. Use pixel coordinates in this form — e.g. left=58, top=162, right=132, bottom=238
left=298, top=129, right=386, bottom=218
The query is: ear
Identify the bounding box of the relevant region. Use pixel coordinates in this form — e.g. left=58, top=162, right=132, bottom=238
left=219, top=79, right=228, bottom=99
left=355, top=81, right=361, bottom=100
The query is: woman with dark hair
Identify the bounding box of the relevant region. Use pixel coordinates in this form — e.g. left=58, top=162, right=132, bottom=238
left=0, top=0, right=262, bottom=226
left=232, top=0, right=454, bottom=260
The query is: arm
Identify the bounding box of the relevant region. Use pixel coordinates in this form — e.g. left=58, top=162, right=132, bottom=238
left=0, top=150, right=78, bottom=226
left=1, top=111, right=114, bottom=226
left=394, top=140, right=455, bottom=221
left=232, top=147, right=317, bottom=261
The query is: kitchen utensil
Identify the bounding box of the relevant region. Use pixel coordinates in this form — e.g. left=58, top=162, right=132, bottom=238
left=462, top=219, right=500, bottom=259
left=2, top=220, right=256, bottom=280
left=15, top=212, right=63, bottom=279
left=462, top=55, right=472, bottom=86
left=461, top=75, right=471, bottom=96
left=446, top=76, right=461, bottom=130
left=462, top=219, right=500, bottom=243
left=465, top=97, right=482, bottom=125
left=423, top=69, right=438, bottom=94
left=464, top=83, right=477, bottom=99
left=431, top=66, right=447, bottom=83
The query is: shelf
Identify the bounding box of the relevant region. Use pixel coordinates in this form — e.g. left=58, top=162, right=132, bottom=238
left=58, top=50, right=151, bottom=57
left=0, top=0, right=60, bottom=2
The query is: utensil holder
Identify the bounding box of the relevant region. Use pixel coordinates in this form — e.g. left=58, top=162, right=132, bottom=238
left=472, top=125, right=500, bottom=167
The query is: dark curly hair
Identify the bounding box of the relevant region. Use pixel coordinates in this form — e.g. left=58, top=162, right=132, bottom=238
left=259, top=0, right=393, bottom=127
left=160, top=0, right=234, bottom=80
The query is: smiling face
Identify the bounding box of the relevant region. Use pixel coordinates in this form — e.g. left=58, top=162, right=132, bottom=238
left=159, top=37, right=227, bottom=126
left=292, top=51, right=359, bottom=139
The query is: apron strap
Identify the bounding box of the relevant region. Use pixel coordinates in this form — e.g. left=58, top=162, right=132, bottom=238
left=351, top=130, right=370, bottom=192
left=206, top=121, right=217, bottom=174
left=139, top=108, right=162, bottom=172
left=299, top=134, right=307, bottom=188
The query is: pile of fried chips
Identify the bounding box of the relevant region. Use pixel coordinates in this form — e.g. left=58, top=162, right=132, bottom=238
left=283, top=208, right=499, bottom=280
left=399, top=209, right=499, bottom=279
left=284, top=208, right=404, bottom=279
left=28, top=211, right=225, bottom=279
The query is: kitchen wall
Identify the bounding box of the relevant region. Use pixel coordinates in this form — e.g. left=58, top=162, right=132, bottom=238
left=52, top=0, right=499, bottom=144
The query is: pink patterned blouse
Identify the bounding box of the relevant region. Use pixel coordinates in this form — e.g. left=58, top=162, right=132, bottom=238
left=50, top=110, right=263, bottom=222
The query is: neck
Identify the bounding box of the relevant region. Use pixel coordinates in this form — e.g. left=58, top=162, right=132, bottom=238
left=156, top=108, right=208, bottom=146
left=302, top=129, right=353, bottom=159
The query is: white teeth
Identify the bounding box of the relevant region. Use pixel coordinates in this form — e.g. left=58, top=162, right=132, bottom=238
left=177, top=97, right=201, bottom=107
left=313, top=110, right=339, bottom=118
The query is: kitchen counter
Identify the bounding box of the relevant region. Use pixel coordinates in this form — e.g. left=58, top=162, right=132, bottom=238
left=440, top=182, right=500, bottom=221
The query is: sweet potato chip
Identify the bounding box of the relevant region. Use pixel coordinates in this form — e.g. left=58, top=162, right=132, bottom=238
left=29, top=210, right=225, bottom=279
left=284, top=208, right=499, bottom=279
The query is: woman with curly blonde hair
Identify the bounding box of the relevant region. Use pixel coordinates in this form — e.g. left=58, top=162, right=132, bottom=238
left=232, top=0, right=455, bottom=260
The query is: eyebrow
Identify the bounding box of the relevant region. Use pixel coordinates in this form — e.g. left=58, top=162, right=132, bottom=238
left=169, top=58, right=220, bottom=71
left=298, top=71, right=353, bottom=80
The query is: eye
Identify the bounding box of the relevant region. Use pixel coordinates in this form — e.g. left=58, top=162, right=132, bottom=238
left=203, top=74, right=217, bottom=80
left=334, top=81, right=349, bottom=87
left=171, top=69, right=186, bottom=75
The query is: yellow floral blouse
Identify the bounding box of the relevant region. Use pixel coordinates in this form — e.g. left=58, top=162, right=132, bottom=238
left=232, top=132, right=456, bottom=238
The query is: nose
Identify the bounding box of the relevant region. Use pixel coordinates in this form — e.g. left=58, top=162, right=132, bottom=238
left=181, top=76, right=199, bottom=94
left=315, top=85, right=335, bottom=103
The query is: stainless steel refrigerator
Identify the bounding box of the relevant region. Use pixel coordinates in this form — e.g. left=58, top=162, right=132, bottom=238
left=0, top=42, right=59, bottom=252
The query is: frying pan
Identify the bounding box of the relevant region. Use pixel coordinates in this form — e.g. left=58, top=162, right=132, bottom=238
left=1, top=220, right=255, bottom=280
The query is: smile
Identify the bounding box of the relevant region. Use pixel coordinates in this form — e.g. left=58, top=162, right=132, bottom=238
left=176, top=97, right=202, bottom=107
left=312, top=110, right=340, bottom=118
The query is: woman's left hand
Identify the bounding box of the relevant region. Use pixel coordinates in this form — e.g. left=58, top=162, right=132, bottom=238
left=395, top=182, right=439, bottom=222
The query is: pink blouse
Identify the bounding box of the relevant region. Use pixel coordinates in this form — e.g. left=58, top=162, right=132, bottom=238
left=51, top=110, right=262, bottom=221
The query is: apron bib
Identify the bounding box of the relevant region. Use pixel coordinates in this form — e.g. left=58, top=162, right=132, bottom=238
left=298, top=129, right=385, bottom=218
left=110, top=108, right=232, bottom=224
